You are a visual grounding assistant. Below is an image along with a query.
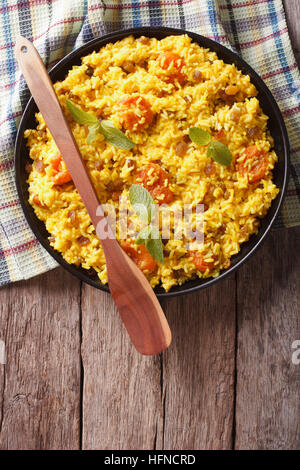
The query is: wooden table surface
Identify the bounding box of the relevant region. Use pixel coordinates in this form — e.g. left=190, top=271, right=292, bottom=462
left=0, top=0, right=299, bottom=451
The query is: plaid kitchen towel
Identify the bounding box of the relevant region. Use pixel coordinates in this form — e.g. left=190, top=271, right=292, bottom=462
left=0, top=0, right=299, bottom=285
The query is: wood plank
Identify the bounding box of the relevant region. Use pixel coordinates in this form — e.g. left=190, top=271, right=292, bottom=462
left=161, top=277, right=236, bottom=450
left=0, top=268, right=81, bottom=450
left=234, top=1, right=300, bottom=449
left=235, top=227, right=300, bottom=450
left=81, top=285, right=163, bottom=450
left=283, top=0, right=300, bottom=53
left=295, top=52, right=300, bottom=69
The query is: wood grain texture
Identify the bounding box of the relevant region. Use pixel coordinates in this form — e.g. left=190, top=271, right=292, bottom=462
left=16, top=36, right=171, bottom=356
left=233, top=1, right=300, bottom=449
left=0, top=0, right=298, bottom=450
left=235, top=227, right=300, bottom=450
left=161, top=278, right=236, bottom=450
left=283, top=0, right=300, bottom=54
left=0, top=269, right=81, bottom=450
left=81, top=285, right=163, bottom=450
left=81, top=279, right=236, bottom=450
left=283, top=0, right=300, bottom=67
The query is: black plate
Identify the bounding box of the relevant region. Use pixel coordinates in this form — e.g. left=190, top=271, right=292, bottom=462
left=15, top=26, right=289, bottom=298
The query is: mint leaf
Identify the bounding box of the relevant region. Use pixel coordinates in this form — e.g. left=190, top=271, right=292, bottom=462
left=189, top=127, right=211, bottom=146
left=66, top=101, right=135, bottom=149
left=136, top=226, right=164, bottom=264
left=87, top=123, right=101, bottom=144
left=129, top=185, right=164, bottom=264
left=99, top=121, right=135, bottom=150
left=145, top=238, right=164, bottom=264
left=66, top=100, right=99, bottom=126
left=136, top=226, right=152, bottom=245
left=129, top=184, right=156, bottom=224
left=207, top=140, right=233, bottom=166
left=145, top=226, right=164, bottom=264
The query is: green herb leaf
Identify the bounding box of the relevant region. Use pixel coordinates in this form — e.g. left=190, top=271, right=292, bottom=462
left=66, top=100, right=99, bottom=126
left=145, top=238, right=164, bottom=264
left=99, top=120, right=135, bottom=150
left=86, top=123, right=101, bottom=144
left=207, top=140, right=233, bottom=166
left=66, top=101, right=136, bottom=149
left=129, top=185, right=164, bottom=264
left=136, top=226, right=152, bottom=245
left=129, top=184, right=156, bottom=224
left=136, top=226, right=164, bottom=264
left=189, top=127, right=211, bottom=146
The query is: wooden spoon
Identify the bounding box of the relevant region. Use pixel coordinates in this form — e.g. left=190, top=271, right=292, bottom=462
left=16, top=36, right=171, bottom=355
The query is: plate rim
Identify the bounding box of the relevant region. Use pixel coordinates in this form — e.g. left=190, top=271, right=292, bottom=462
left=14, top=26, right=290, bottom=298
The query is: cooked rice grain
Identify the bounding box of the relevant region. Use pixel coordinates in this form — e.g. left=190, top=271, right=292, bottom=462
left=25, top=35, right=279, bottom=291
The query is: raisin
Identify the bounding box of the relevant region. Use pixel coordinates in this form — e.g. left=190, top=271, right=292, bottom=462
left=85, top=65, right=94, bottom=77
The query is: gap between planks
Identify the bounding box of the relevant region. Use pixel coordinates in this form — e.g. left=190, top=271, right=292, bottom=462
left=80, top=275, right=236, bottom=450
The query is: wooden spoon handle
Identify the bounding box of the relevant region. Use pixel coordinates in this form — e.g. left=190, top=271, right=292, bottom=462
left=103, top=240, right=171, bottom=355
left=16, top=36, right=172, bottom=355
left=15, top=36, right=108, bottom=233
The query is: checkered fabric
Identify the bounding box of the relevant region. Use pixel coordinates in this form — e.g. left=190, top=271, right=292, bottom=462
left=0, top=0, right=299, bottom=285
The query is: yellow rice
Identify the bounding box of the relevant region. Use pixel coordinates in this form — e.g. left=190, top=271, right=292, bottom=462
left=25, top=34, right=279, bottom=292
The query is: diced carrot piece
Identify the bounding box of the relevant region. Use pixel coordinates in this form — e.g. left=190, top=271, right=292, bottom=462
left=50, top=153, right=72, bottom=185
left=138, top=163, right=173, bottom=205
left=237, top=146, right=268, bottom=183
left=157, top=52, right=186, bottom=85
left=121, top=241, right=156, bottom=272
left=50, top=153, right=62, bottom=172
left=244, top=145, right=259, bottom=159
left=191, top=252, right=214, bottom=272
left=32, top=195, right=46, bottom=208
left=52, top=171, right=72, bottom=185
left=119, top=95, right=153, bottom=131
